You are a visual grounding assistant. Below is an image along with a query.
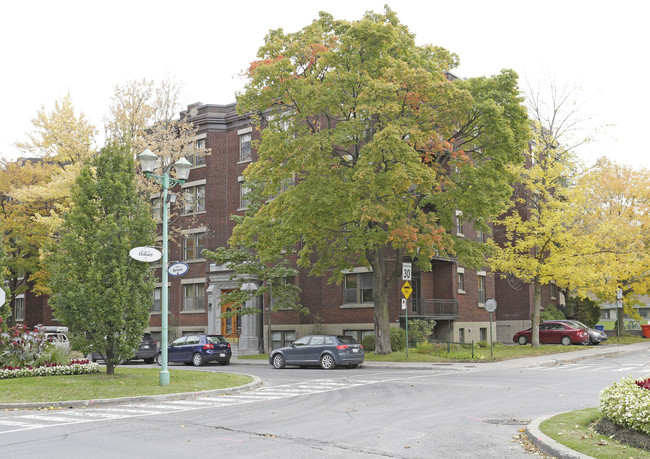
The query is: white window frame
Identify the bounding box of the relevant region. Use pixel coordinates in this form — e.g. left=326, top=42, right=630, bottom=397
left=238, top=127, right=252, bottom=162
left=239, top=176, right=250, bottom=210
left=455, top=210, right=464, bottom=237
left=184, top=231, right=207, bottom=261
left=343, top=269, right=374, bottom=305
left=477, top=270, right=486, bottom=305
left=14, top=295, right=25, bottom=321
left=457, top=267, right=465, bottom=294
left=182, top=180, right=206, bottom=214
left=181, top=279, right=206, bottom=312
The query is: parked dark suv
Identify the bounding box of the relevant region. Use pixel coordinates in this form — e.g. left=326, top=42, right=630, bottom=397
left=155, top=334, right=232, bottom=367
left=133, top=332, right=158, bottom=363
left=270, top=335, right=364, bottom=369
left=87, top=333, right=158, bottom=364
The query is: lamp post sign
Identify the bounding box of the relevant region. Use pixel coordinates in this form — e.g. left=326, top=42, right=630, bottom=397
left=137, top=149, right=192, bottom=387
left=129, top=247, right=162, bottom=263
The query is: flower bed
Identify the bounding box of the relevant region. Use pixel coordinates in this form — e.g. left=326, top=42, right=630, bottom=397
left=0, top=359, right=101, bottom=379
left=599, top=376, right=650, bottom=436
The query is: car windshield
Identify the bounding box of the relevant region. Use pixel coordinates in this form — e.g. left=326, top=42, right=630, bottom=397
left=337, top=336, right=359, bottom=344
left=207, top=335, right=228, bottom=344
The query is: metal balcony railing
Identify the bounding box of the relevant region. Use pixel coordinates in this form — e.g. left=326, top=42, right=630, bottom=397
left=403, top=299, right=460, bottom=319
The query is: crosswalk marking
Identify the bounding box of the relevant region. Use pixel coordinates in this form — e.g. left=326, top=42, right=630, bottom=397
left=0, top=373, right=450, bottom=434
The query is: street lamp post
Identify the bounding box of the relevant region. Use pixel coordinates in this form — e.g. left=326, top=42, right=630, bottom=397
left=138, top=149, right=192, bottom=386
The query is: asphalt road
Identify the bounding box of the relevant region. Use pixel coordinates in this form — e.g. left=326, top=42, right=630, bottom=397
left=2, top=342, right=649, bottom=458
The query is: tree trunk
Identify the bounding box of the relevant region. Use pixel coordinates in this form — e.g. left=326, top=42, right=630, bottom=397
left=616, top=306, right=624, bottom=337
left=531, top=279, right=542, bottom=348
left=368, top=247, right=392, bottom=354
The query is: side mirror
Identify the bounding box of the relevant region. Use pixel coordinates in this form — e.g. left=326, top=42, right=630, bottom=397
left=290, top=342, right=295, bottom=347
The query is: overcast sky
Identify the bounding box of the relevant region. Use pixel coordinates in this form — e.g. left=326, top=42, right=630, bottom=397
left=1, top=0, right=647, bottom=168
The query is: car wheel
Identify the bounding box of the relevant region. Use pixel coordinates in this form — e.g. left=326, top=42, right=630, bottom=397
left=517, top=335, right=528, bottom=345
left=155, top=354, right=162, bottom=366
left=272, top=353, right=285, bottom=369
left=144, top=358, right=154, bottom=364
left=320, top=354, right=335, bottom=370
left=192, top=353, right=204, bottom=367
left=218, top=360, right=230, bottom=366
left=561, top=336, right=572, bottom=346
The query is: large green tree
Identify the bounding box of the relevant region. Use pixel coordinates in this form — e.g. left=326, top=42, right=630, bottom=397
left=234, top=8, right=529, bottom=353
left=47, top=143, right=156, bottom=374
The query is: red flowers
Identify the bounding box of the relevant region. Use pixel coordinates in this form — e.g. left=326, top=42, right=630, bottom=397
left=635, top=377, right=650, bottom=390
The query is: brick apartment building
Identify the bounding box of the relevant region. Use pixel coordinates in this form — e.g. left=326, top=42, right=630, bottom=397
left=10, top=102, right=559, bottom=351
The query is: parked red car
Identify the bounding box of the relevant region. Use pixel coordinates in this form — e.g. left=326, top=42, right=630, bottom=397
left=513, top=321, right=589, bottom=346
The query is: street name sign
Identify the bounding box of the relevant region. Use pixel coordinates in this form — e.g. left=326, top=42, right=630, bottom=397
left=168, top=262, right=189, bottom=277
left=129, top=247, right=162, bottom=262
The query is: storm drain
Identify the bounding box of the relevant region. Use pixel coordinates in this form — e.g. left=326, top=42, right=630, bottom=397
left=483, top=418, right=530, bottom=426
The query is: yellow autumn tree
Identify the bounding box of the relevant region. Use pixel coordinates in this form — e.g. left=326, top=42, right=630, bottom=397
left=105, top=77, right=208, bottom=224
left=580, top=159, right=650, bottom=335
left=488, top=82, right=600, bottom=347
left=0, top=159, right=58, bottom=321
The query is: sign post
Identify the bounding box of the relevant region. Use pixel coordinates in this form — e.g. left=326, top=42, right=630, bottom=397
left=485, top=298, right=497, bottom=358
left=402, top=280, right=413, bottom=358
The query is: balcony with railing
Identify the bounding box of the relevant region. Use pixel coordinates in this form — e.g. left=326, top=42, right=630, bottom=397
left=402, top=298, right=459, bottom=320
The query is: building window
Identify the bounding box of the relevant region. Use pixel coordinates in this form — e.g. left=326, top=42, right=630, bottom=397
left=344, top=272, right=373, bottom=304
left=239, top=133, right=252, bottom=162
left=455, top=210, right=464, bottom=236
left=480, top=328, right=487, bottom=342
left=239, top=181, right=250, bottom=209
left=457, top=268, right=465, bottom=293
left=184, top=185, right=205, bottom=214
left=550, top=281, right=557, bottom=299
left=186, top=139, right=207, bottom=167
left=152, top=286, right=170, bottom=313
left=271, top=276, right=296, bottom=309
left=459, top=328, right=465, bottom=343
left=183, top=283, right=205, bottom=311
left=14, top=296, right=25, bottom=321
left=184, top=233, right=206, bottom=260
left=478, top=274, right=486, bottom=305
left=476, top=230, right=485, bottom=243
left=151, top=197, right=161, bottom=221
left=268, top=177, right=294, bottom=201
left=186, top=138, right=207, bottom=166
left=271, top=330, right=296, bottom=351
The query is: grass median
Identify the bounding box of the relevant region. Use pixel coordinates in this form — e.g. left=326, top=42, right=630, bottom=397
left=0, top=368, right=253, bottom=404
left=539, top=408, right=650, bottom=458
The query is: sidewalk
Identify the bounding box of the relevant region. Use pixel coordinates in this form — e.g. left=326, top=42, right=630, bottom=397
left=232, top=340, right=650, bottom=372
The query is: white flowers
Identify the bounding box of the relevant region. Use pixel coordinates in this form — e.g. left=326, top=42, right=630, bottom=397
left=0, top=361, right=101, bottom=379
left=599, top=376, right=650, bottom=436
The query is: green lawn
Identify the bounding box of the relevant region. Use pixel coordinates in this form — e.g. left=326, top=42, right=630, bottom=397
left=0, top=368, right=253, bottom=403
left=539, top=408, right=650, bottom=458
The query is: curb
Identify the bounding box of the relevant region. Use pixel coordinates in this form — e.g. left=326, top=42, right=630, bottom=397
left=526, top=414, right=594, bottom=459
left=0, top=374, right=261, bottom=411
